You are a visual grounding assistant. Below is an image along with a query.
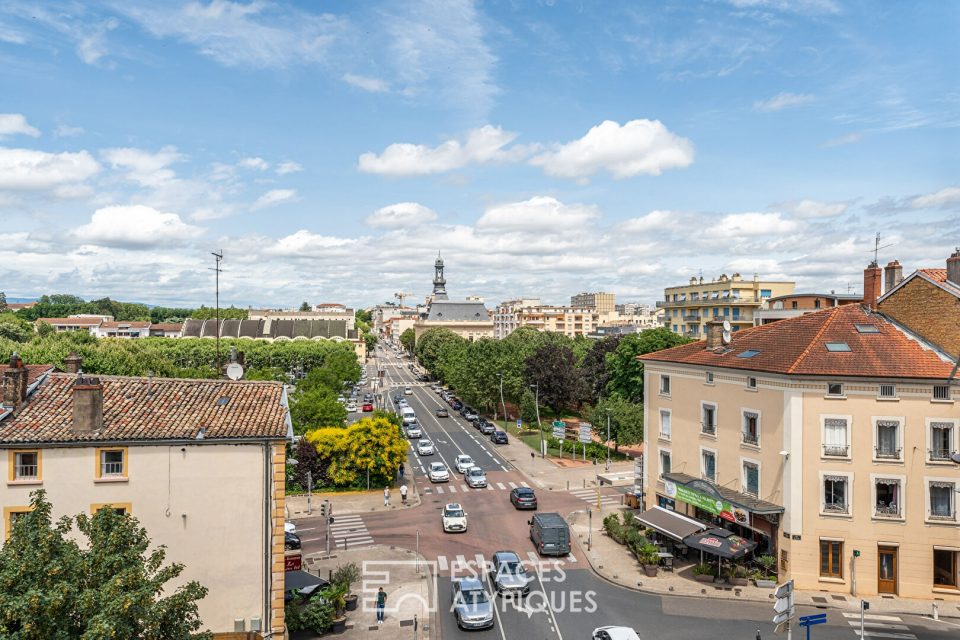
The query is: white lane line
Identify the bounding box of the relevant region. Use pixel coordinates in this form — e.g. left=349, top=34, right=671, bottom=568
left=448, top=485, right=457, bottom=493
left=843, top=614, right=905, bottom=623
left=508, top=482, right=518, bottom=489
left=849, top=623, right=911, bottom=630
left=497, top=482, right=507, bottom=490
left=566, top=553, right=577, bottom=562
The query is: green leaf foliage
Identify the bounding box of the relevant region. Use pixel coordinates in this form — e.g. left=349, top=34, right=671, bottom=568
left=584, top=395, right=644, bottom=450
left=0, top=314, right=34, bottom=343
left=604, top=328, right=693, bottom=403
left=399, top=328, right=415, bottom=353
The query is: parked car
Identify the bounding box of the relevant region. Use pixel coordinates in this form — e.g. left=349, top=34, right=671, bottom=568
left=442, top=503, right=468, bottom=533
left=285, top=531, right=302, bottom=550
left=405, top=423, right=422, bottom=438
left=451, top=577, right=493, bottom=630
left=490, top=430, right=508, bottom=444
left=529, top=512, right=570, bottom=556
left=592, top=627, right=642, bottom=640
left=363, top=393, right=373, bottom=402
left=465, top=466, right=487, bottom=488
left=417, top=440, right=435, bottom=455
left=461, top=406, right=477, bottom=419
left=469, top=416, right=483, bottom=428
left=451, top=400, right=463, bottom=411
left=479, top=421, right=496, bottom=435
left=428, top=462, right=449, bottom=483
left=435, top=407, right=449, bottom=418
left=510, top=487, right=537, bottom=510
left=489, top=550, right=531, bottom=596
left=285, top=522, right=297, bottom=534
left=454, top=454, right=475, bottom=473
left=362, top=403, right=374, bottom=412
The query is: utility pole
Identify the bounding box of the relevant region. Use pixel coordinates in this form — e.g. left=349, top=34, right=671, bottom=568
left=605, top=409, right=612, bottom=471
left=531, top=383, right=543, bottom=457
left=497, top=372, right=508, bottom=430
left=209, top=250, right=223, bottom=375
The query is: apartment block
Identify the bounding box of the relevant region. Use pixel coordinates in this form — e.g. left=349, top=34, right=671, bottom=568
left=570, top=291, right=616, bottom=314
left=494, top=300, right=618, bottom=339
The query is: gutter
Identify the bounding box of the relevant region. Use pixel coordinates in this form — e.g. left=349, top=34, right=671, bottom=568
left=0, top=436, right=287, bottom=449
left=263, top=441, right=272, bottom=638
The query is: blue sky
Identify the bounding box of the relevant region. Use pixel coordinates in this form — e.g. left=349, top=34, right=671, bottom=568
left=1, top=0, right=958, bottom=309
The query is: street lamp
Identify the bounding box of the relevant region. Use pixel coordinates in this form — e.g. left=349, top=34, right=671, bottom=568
left=530, top=383, right=543, bottom=458
left=951, top=452, right=960, bottom=464
left=605, top=408, right=612, bottom=471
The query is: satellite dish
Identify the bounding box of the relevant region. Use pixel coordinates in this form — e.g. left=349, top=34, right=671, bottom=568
left=226, top=363, right=244, bottom=380
left=722, top=330, right=732, bottom=345
left=722, top=320, right=732, bottom=332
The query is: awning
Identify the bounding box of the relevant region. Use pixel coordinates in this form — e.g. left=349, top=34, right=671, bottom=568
left=285, top=570, right=329, bottom=594
left=682, top=528, right=757, bottom=560
left=635, top=506, right=707, bottom=542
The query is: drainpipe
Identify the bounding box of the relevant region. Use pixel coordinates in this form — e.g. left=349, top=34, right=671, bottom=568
left=263, top=441, right=272, bottom=637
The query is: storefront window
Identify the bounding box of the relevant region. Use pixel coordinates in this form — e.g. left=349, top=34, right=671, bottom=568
left=820, top=540, right=843, bottom=578
left=933, top=549, right=958, bottom=589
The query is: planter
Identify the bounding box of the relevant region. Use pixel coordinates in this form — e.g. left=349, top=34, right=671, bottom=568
left=330, top=616, right=348, bottom=634
left=728, top=577, right=749, bottom=587
left=345, top=594, right=358, bottom=611
left=642, top=565, right=658, bottom=577
left=755, top=578, right=777, bottom=589
left=694, top=573, right=715, bottom=583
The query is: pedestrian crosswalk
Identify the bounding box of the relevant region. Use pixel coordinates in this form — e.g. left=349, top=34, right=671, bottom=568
left=329, top=514, right=374, bottom=549
left=429, top=480, right=529, bottom=494
left=570, top=488, right=619, bottom=508
left=843, top=612, right=918, bottom=639
left=433, top=550, right=577, bottom=575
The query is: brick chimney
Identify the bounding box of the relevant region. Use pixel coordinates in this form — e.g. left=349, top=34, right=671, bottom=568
left=863, top=261, right=882, bottom=309
left=705, top=319, right=725, bottom=350
left=64, top=352, right=83, bottom=374
left=72, top=376, right=104, bottom=433
left=948, top=247, right=960, bottom=288
left=2, top=353, right=28, bottom=409
left=883, top=260, right=903, bottom=293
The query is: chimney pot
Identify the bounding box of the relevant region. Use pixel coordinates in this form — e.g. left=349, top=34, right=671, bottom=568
left=947, top=247, right=960, bottom=288
left=863, top=262, right=882, bottom=310
left=705, top=320, right=725, bottom=350
left=2, top=352, right=28, bottom=409
left=72, top=376, right=104, bottom=432
left=64, top=352, right=83, bottom=375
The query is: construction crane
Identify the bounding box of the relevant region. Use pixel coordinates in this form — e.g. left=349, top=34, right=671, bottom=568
left=394, top=292, right=412, bottom=308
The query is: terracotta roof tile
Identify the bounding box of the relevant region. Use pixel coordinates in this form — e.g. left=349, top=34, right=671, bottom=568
left=640, top=304, right=957, bottom=380
left=0, top=364, right=55, bottom=386
left=100, top=321, right=151, bottom=329
left=150, top=322, right=183, bottom=331
left=0, top=373, right=289, bottom=445
left=38, top=317, right=103, bottom=326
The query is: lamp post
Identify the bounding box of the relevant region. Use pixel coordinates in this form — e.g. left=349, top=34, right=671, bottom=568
left=497, top=372, right=508, bottom=430
left=605, top=409, right=612, bottom=472
left=530, top=383, right=543, bottom=457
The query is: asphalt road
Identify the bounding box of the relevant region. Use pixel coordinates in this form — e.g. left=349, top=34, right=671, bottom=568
left=320, top=344, right=960, bottom=640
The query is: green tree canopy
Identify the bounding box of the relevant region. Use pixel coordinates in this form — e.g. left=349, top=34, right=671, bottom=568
left=584, top=396, right=644, bottom=451
left=414, top=328, right=467, bottom=376
left=290, top=387, right=347, bottom=434
left=399, top=328, right=415, bottom=353
left=524, top=342, right=587, bottom=416
left=0, top=314, right=34, bottom=343
left=299, top=301, right=311, bottom=311
left=604, top=328, right=693, bottom=403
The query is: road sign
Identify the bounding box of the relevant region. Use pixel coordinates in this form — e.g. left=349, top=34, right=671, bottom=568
left=578, top=423, right=592, bottom=443
left=774, top=598, right=792, bottom=614
left=517, top=419, right=522, bottom=429
left=773, top=620, right=790, bottom=635
left=774, top=579, right=794, bottom=599
left=772, top=612, right=791, bottom=625
left=552, top=420, right=565, bottom=428
left=552, top=426, right=565, bottom=440
left=798, top=614, right=827, bottom=627
left=773, top=579, right=794, bottom=627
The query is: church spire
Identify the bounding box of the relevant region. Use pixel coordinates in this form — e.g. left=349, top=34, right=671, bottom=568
left=432, top=252, right=448, bottom=300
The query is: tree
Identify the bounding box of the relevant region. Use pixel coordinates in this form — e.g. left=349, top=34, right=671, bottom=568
left=290, top=387, right=347, bottom=433
left=304, top=417, right=408, bottom=487
left=0, top=291, right=6, bottom=311
left=363, top=332, right=378, bottom=351
left=299, top=301, right=311, bottom=312
left=605, top=328, right=693, bottom=403
left=399, top=328, right=415, bottom=353
left=584, top=396, right=644, bottom=451
left=0, top=314, right=33, bottom=343
left=414, top=328, right=467, bottom=376
left=523, top=342, right=587, bottom=416
left=355, top=309, right=372, bottom=325
left=581, top=336, right=621, bottom=403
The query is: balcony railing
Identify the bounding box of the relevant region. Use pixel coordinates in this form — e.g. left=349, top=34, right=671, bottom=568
left=14, top=464, right=38, bottom=479
left=874, top=502, right=901, bottom=518
left=929, top=448, right=953, bottom=461
left=101, top=462, right=124, bottom=476
left=683, top=314, right=700, bottom=322
left=823, top=444, right=849, bottom=457
left=823, top=502, right=848, bottom=514
left=701, top=422, right=716, bottom=435
left=875, top=446, right=901, bottom=460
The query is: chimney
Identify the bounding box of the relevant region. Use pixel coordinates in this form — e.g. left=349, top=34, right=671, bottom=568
left=863, top=261, right=882, bottom=309
left=72, top=376, right=104, bottom=433
left=64, top=352, right=83, bottom=374
left=2, top=353, right=28, bottom=409
left=883, top=260, right=903, bottom=293
left=705, top=320, right=725, bottom=350
left=948, top=247, right=960, bottom=288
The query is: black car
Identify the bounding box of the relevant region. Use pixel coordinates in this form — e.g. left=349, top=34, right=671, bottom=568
left=480, top=421, right=496, bottom=435
left=490, top=430, right=508, bottom=444
left=285, top=531, right=302, bottom=550
left=510, top=487, right=537, bottom=510
left=452, top=400, right=464, bottom=411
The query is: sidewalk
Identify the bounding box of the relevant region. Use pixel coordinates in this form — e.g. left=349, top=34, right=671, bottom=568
left=565, top=505, right=960, bottom=622
left=287, top=476, right=421, bottom=520
left=301, top=545, right=438, bottom=639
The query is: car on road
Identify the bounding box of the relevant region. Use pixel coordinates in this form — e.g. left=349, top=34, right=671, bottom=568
left=510, top=487, right=537, bottom=510
left=405, top=423, right=422, bottom=438
left=465, top=466, right=487, bottom=488
left=361, top=402, right=374, bottom=412
left=346, top=402, right=358, bottom=412
left=592, top=627, right=642, bottom=640
left=392, top=393, right=402, bottom=404
left=285, top=521, right=296, bottom=534
left=397, top=398, right=408, bottom=408
left=417, top=440, right=435, bottom=455
left=479, top=421, right=496, bottom=435
left=529, top=512, right=570, bottom=556
left=441, top=502, right=468, bottom=533
left=363, top=393, right=373, bottom=402
left=428, top=462, right=449, bottom=483
left=435, top=407, right=448, bottom=418
left=490, top=430, right=508, bottom=444
left=461, top=407, right=478, bottom=420
left=454, top=454, right=475, bottom=473
left=404, top=386, right=413, bottom=395
left=451, top=577, right=493, bottom=630
left=285, top=531, right=302, bottom=550
left=489, top=550, right=531, bottom=596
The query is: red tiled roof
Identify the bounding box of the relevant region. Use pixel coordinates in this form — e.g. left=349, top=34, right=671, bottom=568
left=918, top=268, right=960, bottom=296
left=640, top=304, right=957, bottom=380
left=0, top=364, right=55, bottom=386
left=6, top=302, right=36, bottom=310
left=150, top=323, right=183, bottom=331
left=0, top=373, right=289, bottom=444
left=100, top=321, right=150, bottom=329
left=38, top=317, right=103, bottom=326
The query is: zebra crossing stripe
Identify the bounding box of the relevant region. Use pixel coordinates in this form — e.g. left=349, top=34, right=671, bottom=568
left=520, top=482, right=529, bottom=488
left=486, top=484, right=494, bottom=491
left=508, top=482, right=518, bottom=489
left=842, top=614, right=905, bottom=623
left=496, top=482, right=507, bottom=490
left=437, top=555, right=448, bottom=571
left=448, top=485, right=457, bottom=493
left=850, top=623, right=911, bottom=631
left=851, top=631, right=917, bottom=639
left=436, top=486, right=444, bottom=494
left=460, top=484, right=469, bottom=492
left=455, top=555, right=467, bottom=570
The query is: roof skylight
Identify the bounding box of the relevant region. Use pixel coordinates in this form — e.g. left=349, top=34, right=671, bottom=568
left=825, top=342, right=852, bottom=352
left=855, top=324, right=880, bottom=334
left=736, top=349, right=761, bottom=358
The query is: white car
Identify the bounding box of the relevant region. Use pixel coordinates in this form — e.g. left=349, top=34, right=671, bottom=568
left=406, top=423, right=422, bottom=438
left=346, top=402, right=357, bottom=412
left=398, top=398, right=409, bottom=408
left=285, top=522, right=296, bottom=534
left=428, top=462, right=449, bottom=483
left=454, top=455, right=475, bottom=474
left=465, top=466, right=487, bottom=488
left=592, top=627, right=642, bottom=640
left=417, top=440, right=435, bottom=455
left=442, top=502, right=467, bottom=533
left=404, top=386, right=413, bottom=395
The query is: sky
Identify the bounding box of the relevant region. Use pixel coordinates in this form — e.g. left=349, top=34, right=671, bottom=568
left=1, top=0, right=958, bottom=310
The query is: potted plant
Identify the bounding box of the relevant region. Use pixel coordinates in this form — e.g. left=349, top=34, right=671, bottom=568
left=325, top=583, right=349, bottom=633
left=692, top=563, right=716, bottom=583
left=754, top=555, right=778, bottom=588
left=298, top=592, right=334, bottom=636
left=726, top=563, right=750, bottom=586
left=603, top=513, right=623, bottom=543
left=332, top=562, right=362, bottom=611
left=634, top=541, right=660, bottom=577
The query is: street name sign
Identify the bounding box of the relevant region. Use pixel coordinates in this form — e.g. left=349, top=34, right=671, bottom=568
left=578, top=423, right=593, bottom=443
left=798, top=614, right=827, bottom=627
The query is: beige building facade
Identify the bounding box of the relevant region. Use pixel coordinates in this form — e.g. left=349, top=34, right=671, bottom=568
left=570, top=291, right=615, bottom=314
left=494, top=298, right=622, bottom=339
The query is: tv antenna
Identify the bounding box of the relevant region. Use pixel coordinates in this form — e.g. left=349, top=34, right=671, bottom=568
left=210, top=250, right=223, bottom=375
left=868, top=232, right=894, bottom=266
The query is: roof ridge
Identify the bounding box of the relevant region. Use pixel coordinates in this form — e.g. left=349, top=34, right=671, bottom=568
left=785, top=305, right=847, bottom=374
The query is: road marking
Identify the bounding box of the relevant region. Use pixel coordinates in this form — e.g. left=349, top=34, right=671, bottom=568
left=852, top=623, right=911, bottom=630
left=851, top=631, right=916, bottom=639
left=508, top=482, right=518, bottom=489
left=436, top=555, right=448, bottom=571
left=436, top=486, right=444, bottom=494
left=843, top=614, right=906, bottom=623
left=474, top=553, right=488, bottom=571
left=497, top=482, right=507, bottom=490
left=460, top=484, right=469, bottom=492
left=566, top=553, right=577, bottom=562
left=520, top=482, right=530, bottom=488
left=448, top=485, right=457, bottom=493
left=486, top=484, right=494, bottom=491
left=454, top=554, right=467, bottom=570
left=295, top=527, right=316, bottom=532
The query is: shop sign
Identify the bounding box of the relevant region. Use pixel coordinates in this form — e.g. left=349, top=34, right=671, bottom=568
left=664, top=480, right=750, bottom=525
left=285, top=552, right=302, bottom=572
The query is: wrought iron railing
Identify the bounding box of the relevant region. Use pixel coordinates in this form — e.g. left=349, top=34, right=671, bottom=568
left=742, top=432, right=759, bottom=446
left=823, top=502, right=848, bottom=514
left=14, top=464, right=38, bottom=479
left=823, top=444, right=849, bottom=457
left=874, top=446, right=901, bottom=460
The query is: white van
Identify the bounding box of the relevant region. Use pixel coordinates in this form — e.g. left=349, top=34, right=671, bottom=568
left=401, top=407, right=417, bottom=425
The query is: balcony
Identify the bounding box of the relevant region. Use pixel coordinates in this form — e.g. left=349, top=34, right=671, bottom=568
left=874, top=446, right=902, bottom=460
left=823, top=444, right=849, bottom=457
left=701, top=422, right=716, bottom=436
left=682, top=314, right=700, bottom=322
left=929, top=448, right=953, bottom=462
left=823, top=502, right=848, bottom=514
left=874, top=502, right=901, bottom=518
left=741, top=432, right=759, bottom=446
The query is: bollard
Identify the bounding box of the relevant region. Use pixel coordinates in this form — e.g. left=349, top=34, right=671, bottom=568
left=583, top=479, right=586, bottom=489
left=567, top=480, right=569, bottom=491
left=932, top=602, right=939, bottom=621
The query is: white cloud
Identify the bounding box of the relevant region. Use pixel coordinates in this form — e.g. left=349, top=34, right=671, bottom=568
left=358, top=125, right=526, bottom=176
left=72, top=205, right=204, bottom=247
left=342, top=73, right=389, bottom=93
left=475, top=196, right=599, bottom=233
left=530, top=119, right=694, bottom=181
left=276, top=161, right=303, bottom=175
left=264, top=230, right=358, bottom=258
left=620, top=210, right=684, bottom=233
left=239, top=156, right=269, bottom=171
left=912, top=186, right=960, bottom=209
left=77, top=16, right=119, bottom=65
left=707, top=212, right=798, bottom=237
left=0, top=147, right=101, bottom=190
left=753, top=92, right=816, bottom=112
left=366, top=202, right=438, bottom=228
left=100, top=146, right=183, bottom=187
left=252, top=188, right=297, bottom=210
left=784, top=199, right=848, bottom=218
left=55, top=124, right=85, bottom=138
left=821, top=132, right=862, bottom=148
left=0, top=114, right=40, bottom=139
left=728, top=0, right=840, bottom=14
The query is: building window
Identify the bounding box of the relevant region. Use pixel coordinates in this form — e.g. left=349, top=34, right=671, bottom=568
left=742, top=411, right=760, bottom=446
left=91, top=503, right=132, bottom=516
left=933, top=385, right=952, bottom=401
left=823, top=476, right=849, bottom=514
left=3, top=506, right=32, bottom=540
left=827, top=382, right=844, bottom=397
left=929, top=482, right=956, bottom=521
left=705, top=372, right=714, bottom=385
left=791, top=301, right=798, bottom=309
left=701, top=403, right=717, bottom=435
left=701, top=449, right=716, bottom=482
left=659, top=410, right=672, bottom=440
left=874, top=478, right=902, bottom=518
left=875, top=420, right=901, bottom=460
left=930, top=421, right=955, bottom=462
left=8, top=450, right=41, bottom=482
left=743, top=461, right=759, bottom=497
left=878, top=384, right=897, bottom=399
left=659, top=375, right=671, bottom=395
left=659, top=450, right=671, bottom=479
left=820, top=540, right=843, bottom=578
left=814, top=299, right=821, bottom=309
left=746, top=377, right=757, bottom=390
left=934, top=550, right=958, bottom=589
left=95, top=447, right=128, bottom=479
left=823, top=418, right=850, bottom=457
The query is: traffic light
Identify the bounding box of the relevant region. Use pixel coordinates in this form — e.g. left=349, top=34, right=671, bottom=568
left=320, top=501, right=328, bottom=517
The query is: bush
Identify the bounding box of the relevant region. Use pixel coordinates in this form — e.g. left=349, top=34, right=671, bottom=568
left=299, top=593, right=334, bottom=634
left=603, top=513, right=622, bottom=538
left=693, top=563, right=717, bottom=577
left=757, top=554, right=777, bottom=578
left=331, top=562, right=361, bottom=593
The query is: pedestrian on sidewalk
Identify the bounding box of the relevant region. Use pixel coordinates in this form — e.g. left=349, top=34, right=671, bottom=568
left=400, top=484, right=408, bottom=505
left=384, top=486, right=391, bottom=507
left=399, top=462, right=405, bottom=480
left=376, top=587, right=387, bottom=624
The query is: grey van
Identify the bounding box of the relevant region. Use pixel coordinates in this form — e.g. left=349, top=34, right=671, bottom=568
left=528, top=512, right=571, bottom=556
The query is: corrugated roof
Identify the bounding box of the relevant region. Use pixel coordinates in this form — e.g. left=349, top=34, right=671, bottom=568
left=0, top=373, right=289, bottom=444
left=640, top=304, right=957, bottom=380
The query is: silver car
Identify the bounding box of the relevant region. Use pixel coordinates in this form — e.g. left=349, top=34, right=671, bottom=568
left=428, top=462, right=449, bottom=483
left=465, top=466, right=487, bottom=488
left=406, top=423, right=422, bottom=438
left=489, top=550, right=531, bottom=596
left=451, top=577, right=494, bottom=630
left=417, top=440, right=435, bottom=455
